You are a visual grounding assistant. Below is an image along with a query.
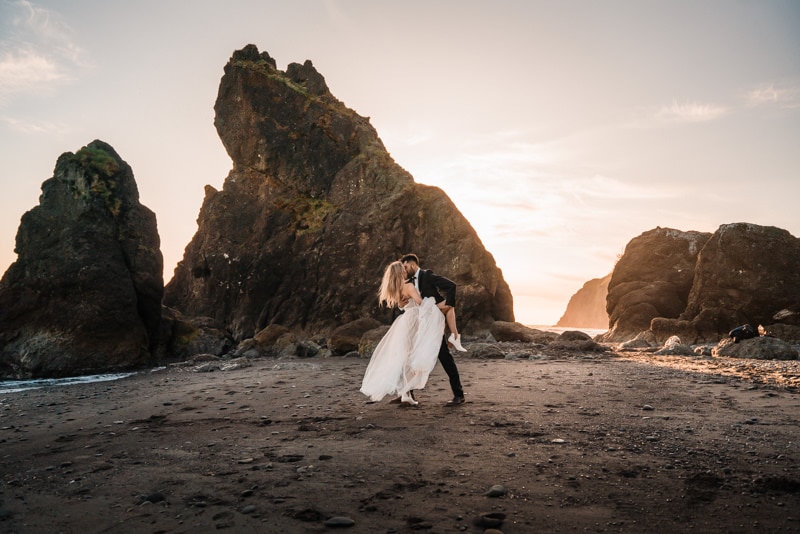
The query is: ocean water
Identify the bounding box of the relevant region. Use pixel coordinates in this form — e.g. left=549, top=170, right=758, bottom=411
left=0, top=372, right=137, bottom=394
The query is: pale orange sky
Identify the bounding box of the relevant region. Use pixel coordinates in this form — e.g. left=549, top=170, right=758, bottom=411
left=1, top=1, right=799, bottom=325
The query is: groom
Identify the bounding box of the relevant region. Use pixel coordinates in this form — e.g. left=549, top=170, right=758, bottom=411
left=401, top=253, right=466, bottom=406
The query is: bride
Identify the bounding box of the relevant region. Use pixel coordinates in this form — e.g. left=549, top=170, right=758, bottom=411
left=360, top=261, right=446, bottom=406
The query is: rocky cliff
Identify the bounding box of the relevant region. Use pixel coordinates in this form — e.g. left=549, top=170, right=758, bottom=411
left=164, top=45, right=514, bottom=340
left=603, top=227, right=711, bottom=341
left=556, top=274, right=611, bottom=329
left=0, top=141, right=163, bottom=378
left=666, top=223, right=800, bottom=341
left=602, top=223, right=800, bottom=343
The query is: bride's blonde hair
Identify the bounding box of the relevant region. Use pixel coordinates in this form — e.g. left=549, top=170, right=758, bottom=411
left=378, top=261, right=406, bottom=308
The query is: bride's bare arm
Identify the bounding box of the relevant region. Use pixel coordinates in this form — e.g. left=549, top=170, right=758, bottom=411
left=403, top=282, right=423, bottom=305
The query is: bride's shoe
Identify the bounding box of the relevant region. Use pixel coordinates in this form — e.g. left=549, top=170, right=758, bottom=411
left=400, top=392, right=419, bottom=407
left=448, top=333, right=467, bottom=352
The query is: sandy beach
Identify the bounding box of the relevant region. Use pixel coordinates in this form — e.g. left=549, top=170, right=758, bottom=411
left=1, top=349, right=798, bottom=533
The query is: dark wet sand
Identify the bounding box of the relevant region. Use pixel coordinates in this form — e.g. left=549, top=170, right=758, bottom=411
left=1, top=351, right=799, bottom=533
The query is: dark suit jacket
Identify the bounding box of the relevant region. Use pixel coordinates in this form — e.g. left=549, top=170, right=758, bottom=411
left=416, top=268, right=456, bottom=307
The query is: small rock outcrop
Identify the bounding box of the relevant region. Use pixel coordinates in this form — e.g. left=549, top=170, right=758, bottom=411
left=164, top=45, right=513, bottom=340
left=0, top=141, right=163, bottom=378
left=603, top=227, right=712, bottom=342
left=556, top=274, right=611, bottom=329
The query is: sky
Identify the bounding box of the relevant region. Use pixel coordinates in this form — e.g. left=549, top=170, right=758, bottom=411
left=1, top=1, right=799, bottom=326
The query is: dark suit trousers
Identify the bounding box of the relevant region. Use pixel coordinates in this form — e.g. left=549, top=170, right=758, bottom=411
left=437, top=335, right=463, bottom=397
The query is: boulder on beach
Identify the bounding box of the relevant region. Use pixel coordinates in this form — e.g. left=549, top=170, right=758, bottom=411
left=713, top=336, right=798, bottom=360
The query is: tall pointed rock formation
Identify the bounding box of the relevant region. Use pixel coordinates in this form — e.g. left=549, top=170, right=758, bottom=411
left=164, top=45, right=513, bottom=339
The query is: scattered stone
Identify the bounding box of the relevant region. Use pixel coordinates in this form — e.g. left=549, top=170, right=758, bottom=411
left=653, top=334, right=695, bottom=355
left=643, top=405, right=655, bottom=411
left=194, top=362, right=221, bottom=373
left=139, top=491, right=165, bottom=504
left=550, top=331, right=608, bottom=352
left=296, top=339, right=321, bottom=358
left=212, top=510, right=235, bottom=528
left=220, top=359, right=252, bottom=372
left=504, top=350, right=532, bottom=360
left=486, top=485, right=506, bottom=498
left=474, top=512, right=506, bottom=528
left=464, top=343, right=506, bottom=359
left=694, top=345, right=714, bottom=356
left=619, top=338, right=653, bottom=351
left=324, top=516, right=355, bottom=528
left=406, top=517, right=433, bottom=529
left=489, top=321, right=556, bottom=343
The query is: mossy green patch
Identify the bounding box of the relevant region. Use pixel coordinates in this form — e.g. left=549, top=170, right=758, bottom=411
left=65, top=146, right=120, bottom=179
left=62, top=146, right=124, bottom=217
left=278, top=196, right=335, bottom=235
left=232, top=59, right=310, bottom=97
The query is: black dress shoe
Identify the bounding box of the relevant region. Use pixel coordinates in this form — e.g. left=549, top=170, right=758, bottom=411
left=445, top=395, right=465, bottom=406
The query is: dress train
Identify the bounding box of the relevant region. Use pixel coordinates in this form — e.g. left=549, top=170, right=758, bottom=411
left=360, top=297, right=445, bottom=402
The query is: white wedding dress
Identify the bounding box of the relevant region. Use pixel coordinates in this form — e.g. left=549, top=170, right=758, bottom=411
left=360, top=297, right=446, bottom=402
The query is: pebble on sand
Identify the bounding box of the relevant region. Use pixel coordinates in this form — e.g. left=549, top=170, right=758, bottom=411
left=474, top=511, right=506, bottom=527
left=486, top=485, right=506, bottom=498
left=324, top=516, right=355, bottom=528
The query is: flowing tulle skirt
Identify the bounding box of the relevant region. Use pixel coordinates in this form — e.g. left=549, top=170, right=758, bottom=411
left=360, top=298, right=445, bottom=402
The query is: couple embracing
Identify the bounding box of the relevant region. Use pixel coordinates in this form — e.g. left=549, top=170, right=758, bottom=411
left=360, top=253, right=467, bottom=407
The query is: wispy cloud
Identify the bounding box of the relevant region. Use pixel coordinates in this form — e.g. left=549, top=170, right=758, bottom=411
left=568, top=174, right=677, bottom=201
left=1, top=114, right=66, bottom=134
left=0, top=0, right=86, bottom=101
left=655, top=100, right=729, bottom=123
left=0, top=47, right=69, bottom=97
left=746, top=82, right=800, bottom=109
